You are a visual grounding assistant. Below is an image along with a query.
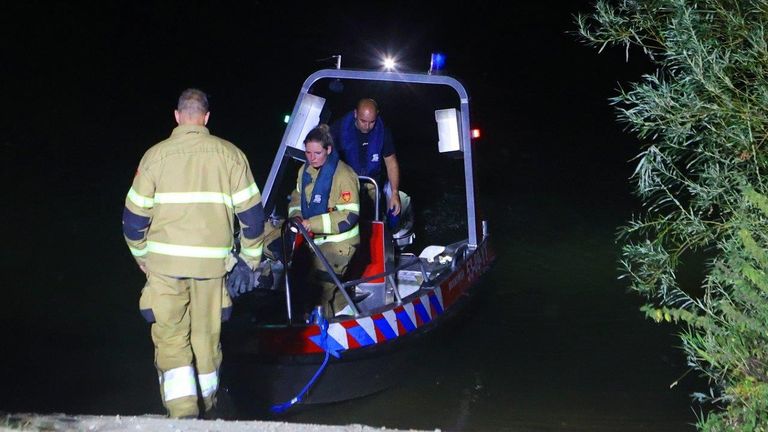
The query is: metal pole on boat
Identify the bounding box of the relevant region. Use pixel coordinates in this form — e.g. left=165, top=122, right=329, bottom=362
left=284, top=271, right=293, bottom=323
left=289, top=219, right=360, bottom=316
left=297, top=69, right=478, bottom=247
left=281, top=224, right=294, bottom=323
left=358, top=176, right=380, bottom=221
left=388, top=274, right=402, bottom=304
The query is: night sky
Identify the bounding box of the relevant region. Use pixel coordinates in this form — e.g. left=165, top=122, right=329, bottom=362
left=2, top=1, right=652, bottom=237
left=1, top=1, right=694, bottom=429
left=3, top=1, right=647, bottom=170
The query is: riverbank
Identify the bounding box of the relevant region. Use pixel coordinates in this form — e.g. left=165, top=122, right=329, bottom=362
left=1, top=413, right=435, bottom=432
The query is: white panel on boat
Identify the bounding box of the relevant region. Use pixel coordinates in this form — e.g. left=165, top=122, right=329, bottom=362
left=383, top=310, right=399, bottom=336
left=357, top=316, right=378, bottom=342
left=398, top=283, right=420, bottom=298
left=420, top=294, right=433, bottom=319
left=403, top=303, right=417, bottom=326
left=285, top=93, right=325, bottom=151
left=328, top=323, right=349, bottom=349
left=435, top=108, right=461, bottom=153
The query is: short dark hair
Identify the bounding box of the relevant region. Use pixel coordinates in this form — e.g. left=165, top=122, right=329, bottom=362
left=177, top=88, right=209, bottom=115
left=303, top=124, right=334, bottom=149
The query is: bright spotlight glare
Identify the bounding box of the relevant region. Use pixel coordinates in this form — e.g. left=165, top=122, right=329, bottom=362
left=382, top=57, right=397, bottom=70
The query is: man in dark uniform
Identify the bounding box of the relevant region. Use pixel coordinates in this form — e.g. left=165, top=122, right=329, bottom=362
left=330, top=98, right=402, bottom=218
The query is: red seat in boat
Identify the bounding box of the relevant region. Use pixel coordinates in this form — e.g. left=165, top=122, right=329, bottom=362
left=291, top=219, right=387, bottom=284
left=353, top=219, right=387, bottom=283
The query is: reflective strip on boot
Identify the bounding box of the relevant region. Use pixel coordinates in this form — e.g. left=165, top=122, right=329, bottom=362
left=198, top=371, right=219, bottom=398
left=162, top=366, right=197, bottom=401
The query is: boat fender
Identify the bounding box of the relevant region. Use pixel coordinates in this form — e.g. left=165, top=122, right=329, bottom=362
left=270, top=308, right=340, bottom=414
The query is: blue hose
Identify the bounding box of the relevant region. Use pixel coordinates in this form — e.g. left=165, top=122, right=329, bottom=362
left=270, top=309, right=334, bottom=414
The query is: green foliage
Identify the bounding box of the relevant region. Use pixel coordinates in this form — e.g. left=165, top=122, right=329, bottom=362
left=577, top=1, right=768, bottom=429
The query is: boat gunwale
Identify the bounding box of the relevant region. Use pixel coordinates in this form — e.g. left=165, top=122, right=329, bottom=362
left=245, top=238, right=495, bottom=358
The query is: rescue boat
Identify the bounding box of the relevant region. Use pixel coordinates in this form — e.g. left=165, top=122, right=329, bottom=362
left=222, top=58, right=495, bottom=414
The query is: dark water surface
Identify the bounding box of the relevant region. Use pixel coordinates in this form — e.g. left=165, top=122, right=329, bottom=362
left=277, top=152, right=702, bottom=431
left=2, top=2, right=705, bottom=431
left=1, top=157, right=701, bottom=431
left=0, top=117, right=702, bottom=431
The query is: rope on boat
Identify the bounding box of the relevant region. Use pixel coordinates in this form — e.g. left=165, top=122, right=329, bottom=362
left=270, top=308, right=336, bottom=414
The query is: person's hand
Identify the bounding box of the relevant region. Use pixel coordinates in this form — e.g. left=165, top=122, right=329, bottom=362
left=389, top=192, right=401, bottom=216
left=226, top=256, right=259, bottom=299
left=139, top=263, right=147, bottom=274
left=301, top=219, right=312, bottom=232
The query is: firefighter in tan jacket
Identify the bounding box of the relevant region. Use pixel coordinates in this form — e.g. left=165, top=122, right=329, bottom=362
left=289, top=124, right=360, bottom=317
left=122, top=89, right=264, bottom=419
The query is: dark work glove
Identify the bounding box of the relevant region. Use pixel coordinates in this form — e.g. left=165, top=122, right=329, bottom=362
left=226, top=256, right=259, bottom=299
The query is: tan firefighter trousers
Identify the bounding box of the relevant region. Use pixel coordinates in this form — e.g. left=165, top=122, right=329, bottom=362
left=141, top=272, right=231, bottom=418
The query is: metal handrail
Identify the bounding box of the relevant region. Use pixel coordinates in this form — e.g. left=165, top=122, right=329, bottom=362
left=261, top=68, right=478, bottom=250
left=281, top=220, right=438, bottom=320
left=287, top=219, right=360, bottom=317
left=342, top=255, right=438, bottom=306
left=357, top=176, right=380, bottom=222
left=340, top=256, right=435, bottom=289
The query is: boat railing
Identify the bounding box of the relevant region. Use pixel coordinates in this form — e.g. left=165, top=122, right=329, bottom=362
left=357, top=176, right=380, bottom=222
left=283, top=217, right=440, bottom=320
left=285, top=219, right=360, bottom=317
left=341, top=258, right=436, bottom=295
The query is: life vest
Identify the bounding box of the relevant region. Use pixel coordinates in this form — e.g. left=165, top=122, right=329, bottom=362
left=300, top=149, right=340, bottom=218
left=338, top=111, right=385, bottom=178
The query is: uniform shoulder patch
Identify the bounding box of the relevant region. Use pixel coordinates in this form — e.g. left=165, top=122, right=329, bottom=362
left=341, top=191, right=351, bottom=203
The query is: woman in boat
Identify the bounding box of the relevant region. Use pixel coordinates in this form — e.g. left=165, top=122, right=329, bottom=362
left=288, top=124, right=361, bottom=317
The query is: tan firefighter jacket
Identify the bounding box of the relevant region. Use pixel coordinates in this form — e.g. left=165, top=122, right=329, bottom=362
left=122, top=124, right=264, bottom=278
left=288, top=160, right=360, bottom=246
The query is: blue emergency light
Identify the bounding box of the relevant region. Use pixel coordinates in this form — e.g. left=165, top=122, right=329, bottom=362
left=429, top=52, right=446, bottom=74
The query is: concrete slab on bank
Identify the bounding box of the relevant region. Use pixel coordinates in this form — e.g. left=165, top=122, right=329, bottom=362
left=2, top=413, right=437, bottom=432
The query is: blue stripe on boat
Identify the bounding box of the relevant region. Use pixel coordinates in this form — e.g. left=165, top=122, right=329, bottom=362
left=414, top=300, right=431, bottom=324
left=429, top=292, right=444, bottom=315
left=347, top=325, right=375, bottom=346
left=396, top=309, right=416, bottom=332
left=309, top=333, right=347, bottom=354
left=373, top=316, right=397, bottom=340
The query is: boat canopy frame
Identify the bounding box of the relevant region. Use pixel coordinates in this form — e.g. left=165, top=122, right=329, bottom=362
left=261, top=68, right=480, bottom=249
